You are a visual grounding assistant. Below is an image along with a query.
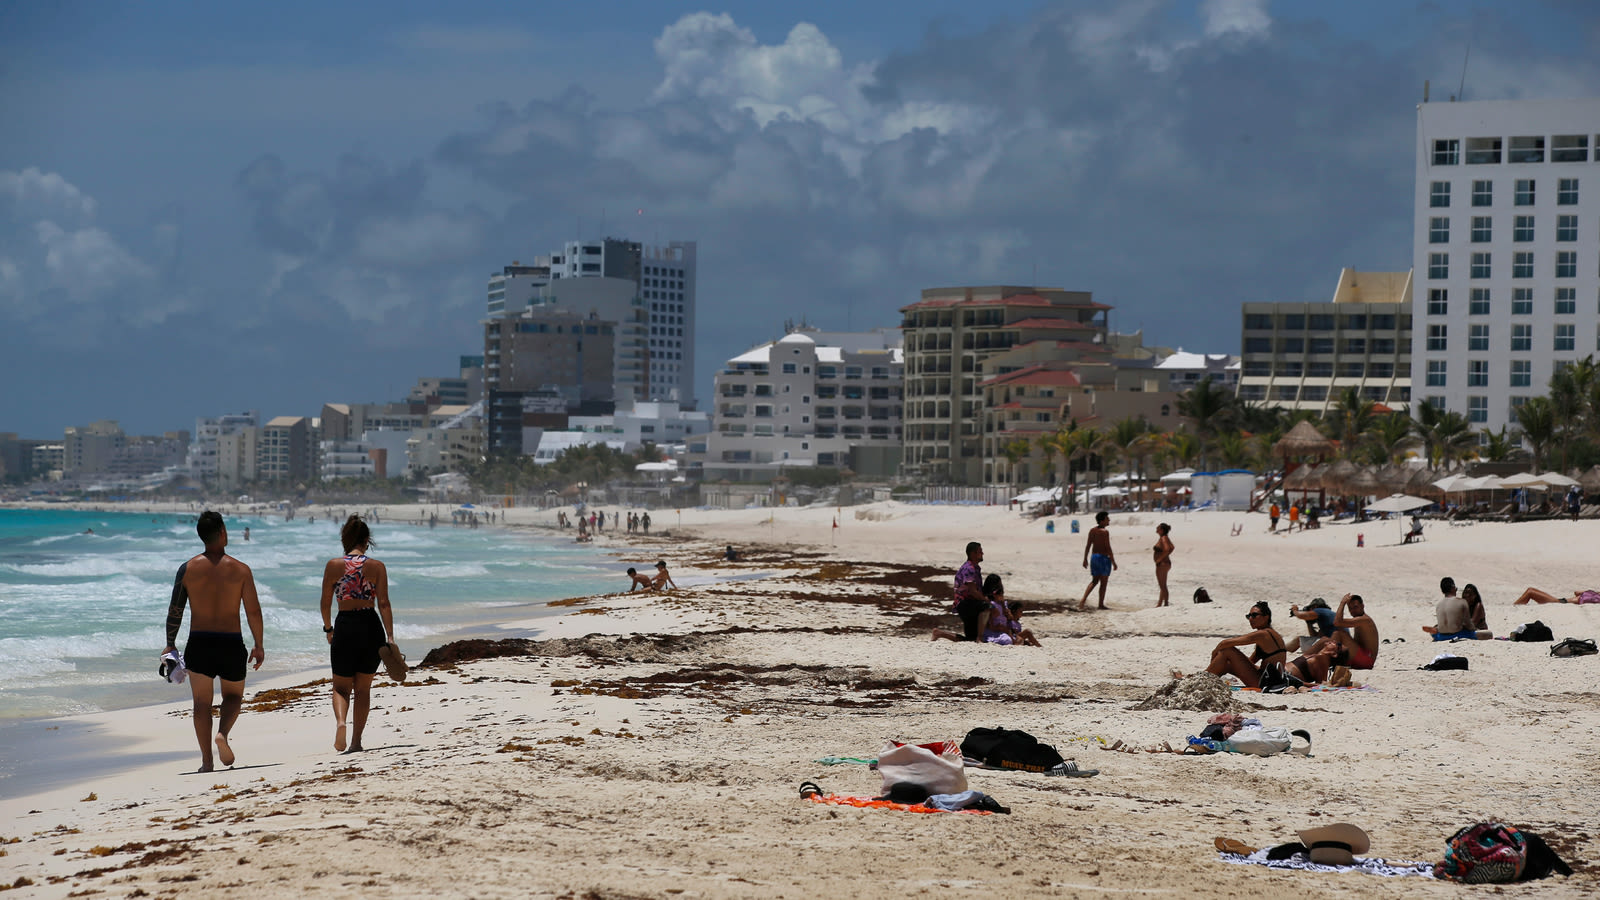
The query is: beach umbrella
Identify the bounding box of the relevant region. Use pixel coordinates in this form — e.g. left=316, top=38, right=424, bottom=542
left=1406, top=466, right=1441, bottom=497
left=1272, top=421, right=1335, bottom=458
left=1318, top=458, right=1357, bottom=494
left=1433, top=474, right=1470, bottom=493
left=1377, top=464, right=1413, bottom=494
left=1499, top=472, right=1548, bottom=490
left=1580, top=467, right=1600, bottom=492
left=1537, top=472, right=1580, bottom=488
left=1343, top=466, right=1382, bottom=499
left=1284, top=463, right=1321, bottom=491
left=1368, top=493, right=1434, bottom=513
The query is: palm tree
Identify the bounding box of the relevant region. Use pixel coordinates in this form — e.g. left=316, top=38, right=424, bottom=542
left=1001, top=438, right=1032, bottom=487
left=1037, top=426, right=1075, bottom=487
left=1069, top=426, right=1109, bottom=487
left=1368, top=412, right=1416, bottom=465
left=1176, top=376, right=1231, bottom=470
left=1412, top=399, right=1469, bottom=467
left=1327, top=387, right=1376, bottom=461
left=1549, top=357, right=1595, bottom=471
left=1215, top=430, right=1251, bottom=468
left=1105, top=417, right=1150, bottom=482
left=1479, top=426, right=1521, bottom=462
left=1515, top=396, right=1557, bottom=473
left=1166, top=431, right=1200, bottom=469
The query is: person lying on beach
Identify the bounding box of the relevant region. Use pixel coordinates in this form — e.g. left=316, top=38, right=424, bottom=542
left=1197, top=601, right=1287, bottom=689
left=650, top=560, right=677, bottom=591
left=162, top=510, right=265, bottom=772
left=626, top=567, right=654, bottom=591
left=1423, top=576, right=1493, bottom=640
left=1512, top=586, right=1600, bottom=605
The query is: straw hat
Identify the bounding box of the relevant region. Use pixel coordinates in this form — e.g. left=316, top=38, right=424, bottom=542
left=1296, top=823, right=1370, bottom=865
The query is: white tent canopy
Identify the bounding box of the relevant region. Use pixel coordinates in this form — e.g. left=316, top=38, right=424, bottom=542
left=1367, top=493, right=1434, bottom=513
left=1160, top=469, right=1195, bottom=485
left=1498, top=472, right=1547, bottom=489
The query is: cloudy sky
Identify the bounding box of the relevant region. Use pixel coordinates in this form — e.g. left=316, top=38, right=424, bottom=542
left=3, top=0, right=1597, bottom=437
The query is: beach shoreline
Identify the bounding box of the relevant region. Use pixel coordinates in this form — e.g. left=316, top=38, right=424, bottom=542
left=1, top=501, right=1596, bottom=896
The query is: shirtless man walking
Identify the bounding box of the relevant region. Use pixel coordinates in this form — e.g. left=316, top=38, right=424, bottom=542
left=1079, top=510, right=1117, bottom=610
left=162, top=511, right=265, bottom=772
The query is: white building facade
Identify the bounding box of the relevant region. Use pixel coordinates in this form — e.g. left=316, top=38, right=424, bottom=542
left=188, top=412, right=260, bottom=478
left=1413, top=98, right=1600, bottom=434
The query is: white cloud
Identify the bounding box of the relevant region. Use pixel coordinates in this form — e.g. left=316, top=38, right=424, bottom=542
left=0, top=167, right=98, bottom=225
left=1201, top=0, right=1273, bottom=38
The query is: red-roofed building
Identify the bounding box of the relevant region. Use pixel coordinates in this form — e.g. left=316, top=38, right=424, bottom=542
left=900, top=285, right=1109, bottom=483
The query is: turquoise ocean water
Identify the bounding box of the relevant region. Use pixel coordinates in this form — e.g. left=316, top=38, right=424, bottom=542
left=0, top=507, right=620, bottom=720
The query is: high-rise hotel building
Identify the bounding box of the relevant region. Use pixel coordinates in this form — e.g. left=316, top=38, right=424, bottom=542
left=1413, top=99, right=1600, bottom=434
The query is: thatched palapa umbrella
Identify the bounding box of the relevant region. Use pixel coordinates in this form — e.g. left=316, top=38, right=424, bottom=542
left=1319, top=458, right=1357, bottom=496
left=1343, top=466, right=1382, bottom=500
left=1405, top=466, right=1441, bottom=499
left=1283, top=463, right=1321, bottom=492
left=1580, top=466, right=1600, bottom=494
left=1377, top=464, right=1414, bottom=495
left=1271, top=421, right=1336, bottom=508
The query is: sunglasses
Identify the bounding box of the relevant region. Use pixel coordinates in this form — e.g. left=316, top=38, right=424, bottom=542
left=1246, top=611, right=1265, bottom=619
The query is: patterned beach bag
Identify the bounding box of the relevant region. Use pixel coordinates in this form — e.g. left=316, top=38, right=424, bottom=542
left=1434, top=823, right=1526, bottom=883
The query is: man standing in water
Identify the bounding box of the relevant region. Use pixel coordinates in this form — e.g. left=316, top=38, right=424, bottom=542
left=162, top=511, right=265, bottom=771
left=1078, top=510, right=1117, bottom=610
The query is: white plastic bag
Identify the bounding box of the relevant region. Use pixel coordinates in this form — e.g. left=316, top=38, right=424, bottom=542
left=877, top=740, right=968, bottom=795
left=1224, top=726, right=1312, bottom=757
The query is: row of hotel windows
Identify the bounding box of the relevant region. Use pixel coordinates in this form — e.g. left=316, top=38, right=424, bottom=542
left=1425, top=287, right=1591, bottom=315
left=1238, top=385, right=1403, bottom=403
left=1423, top=322, right=1595, bottom=352
left=1420, top=395, right=1535, bottom=424
left=1429, top=178, right=1580, bottom=207
left=1242, top=362, right=1404, bottom=377
left=1432, top=136, right=1593, bottom=166
left=1426, top=251, right=1589, bottom=279
left=1244, top=337, right=1400, bottom=354
left=1426, top=359, right=1554, bottom=387
left=1243, top=313, right=1405, bottom=331
left=1428, top=215, right=1583, bottom=243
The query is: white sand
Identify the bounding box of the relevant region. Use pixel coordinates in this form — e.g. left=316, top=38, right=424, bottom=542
left=1, top=500, right=1596, bottom=896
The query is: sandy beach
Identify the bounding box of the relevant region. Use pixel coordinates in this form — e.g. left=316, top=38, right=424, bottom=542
left=1, top=500, right=1596, bottom=897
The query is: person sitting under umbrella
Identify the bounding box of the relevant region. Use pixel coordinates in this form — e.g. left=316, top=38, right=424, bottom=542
left=1404, top=514, right=1424, bottom=543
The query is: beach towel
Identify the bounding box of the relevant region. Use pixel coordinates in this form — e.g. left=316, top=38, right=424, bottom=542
left=807, top=793, right=994, bottom=815
left=877, top=740, right=967, bottom=796
left=1218, top=848, right=1435, bottom=878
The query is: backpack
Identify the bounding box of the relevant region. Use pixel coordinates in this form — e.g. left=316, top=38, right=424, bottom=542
left=1192, top=586, right=1212, bottom=604
left=1435, top=823, right=1526, bottom=883
left=1511, top=620, right=1554, bottom=642
left=960, top=727, right=1065, bottom=773
left=1550, top=637, right=1598, bottom=658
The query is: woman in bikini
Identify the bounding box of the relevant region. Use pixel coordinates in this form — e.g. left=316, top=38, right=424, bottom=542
left=1204, top=601, right=1287, bottom=689
left=1152, top=523, right=1174, bottom=607
left=1512, top=586, right=1600, bottom=605
left=319, top=515, right=398, bottom=753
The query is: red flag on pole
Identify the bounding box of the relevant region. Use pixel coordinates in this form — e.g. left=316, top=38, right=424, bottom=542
left=832, top=518, right=838, bottom=529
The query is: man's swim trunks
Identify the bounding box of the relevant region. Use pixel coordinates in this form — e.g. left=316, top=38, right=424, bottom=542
left=1346, top=644, right=1376, bottom=669
left=1089, top=553, right=1112, bottom=578
left=956, top=596, right=988, bottom=642
left=185, top=631, right=247, bottom=682
left=331, top=607, right=387, bottom=677
left=1432, top=629, right=1476, bottom=642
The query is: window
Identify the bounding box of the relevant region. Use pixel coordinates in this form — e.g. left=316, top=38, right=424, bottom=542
left=1308, top=314, right=1335, bottom=331
left=1469, top=324, right=1489, bottom=351
left=1243, top=337, right=1272, bottom=353
left=1513, top=252, right=1533, bottom=279
left=1512, top=288, right=1533, bottom=315
left=1338, top=362, right=1364, bottom=378
left=1341, top=338, right=1365, bottom=354
left=1556, top=324, right=1576, bottom=351
left=1309, top=337, right=1335, bottom=354
left=1282, top=314, right=1305, bottom=330
left=1427, top=324, right=1447, bottom=351
left=1468, top=396, right=1488, bottom=423
left=1342, top=314, right=1367, bottom=329
left=1557, top=215, right=1577, bottom=242
left=1514, top=215, right=1534, bottom=242
left=1430, top=181, right=1451, bottom=207
left=1301, top=385, right=1328, bottom=402
left=1244, top=313, right=1273, bottom=330
left=1426, top=360, right=1447, bottom=387
left=1552, top=135, right=1589, bottom=163
left=1279, top=337, right=1304, bottom=353
left=1307, top=362, right=1333, bottom=377
left=1471, top=252, right=1491, bottom=279
left=1471, top=216, right=1492, bottom=242
left=1509, top=136, right=1545, bottom=163
left=1514, top=179, right=1535, bottom=206
left=1557, top=178, right=1578, bottom=205
left=1429, top=253, right=1449, bottom=280
left=781, top=363, right=796, bottom=374
left=1556, top=251, right=1577, bottom=278
left=1279, top=361, right=1303, bottom=377
left=1511, top=324, right=1532, bottom=351
left=1427, top=288, right=1448, bottom=315
left=1274, top=386, right=1299, bottom=402
left=1426, top=395, right=1446, bottom=410
left=1466, top=138, right=1502, bottom=165
left=1471, top=180, right=1493, bottom=206
left=1433, top=138, right=1460, bottom=165
left=1556, top=288, right=1576, bottom=315
left=1372, top=338, right=1396, bottom=354
left=1243, top=360, right=1270, bottom=376
left=1372, top=314, right=1397, bottom=330
left=1370, top=362, right=1395, bottom=378
left=1467, top=359, right=1488, bottom=387
left=1469, top=288, right=1490, bottom=315
left=1510, top=360, right=1532, bottom=387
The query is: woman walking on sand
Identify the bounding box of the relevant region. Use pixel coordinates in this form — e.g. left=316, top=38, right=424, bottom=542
left=1152, top=522, right=1174, bottom=607
left=319, top=515, right=398, bottom=753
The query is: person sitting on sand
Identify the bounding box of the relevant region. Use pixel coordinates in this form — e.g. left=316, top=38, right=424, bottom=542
left=1199, top=601, right=1287, bottom=689
left=1288, top=598, right=1341, bottom=654
left=1512, top=586, right=1600, bottom=605
left=1306, top=593, right=1379, bottom=670
left=979, top=574, right=1041, bottom=647
left=1423, top=576, right=1492, bottom=640
left=626, top=567, right=654, bottom=591
left=649, top=560, right=677, bottom=591
left=932, top=541, right=989, bottom=642
left=1461, top=583, right=1491, bottom=634
left=319, top=515, right=399, bottom=754
left=724, top=545, right=739, bottom=562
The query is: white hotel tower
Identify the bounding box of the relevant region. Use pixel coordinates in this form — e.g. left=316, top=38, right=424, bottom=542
left=1413, top=98, right=1600, bottom=435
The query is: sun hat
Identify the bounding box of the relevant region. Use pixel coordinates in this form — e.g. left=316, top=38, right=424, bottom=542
left=1297, top=823, right=1370, bottom=865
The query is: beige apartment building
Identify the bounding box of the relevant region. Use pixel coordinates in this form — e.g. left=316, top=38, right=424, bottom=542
left=901, top=285, right=1110, bottom=483
left=1237, top=269, right=1414, bottom=414
left=260, top=416, right=316, bottom=483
